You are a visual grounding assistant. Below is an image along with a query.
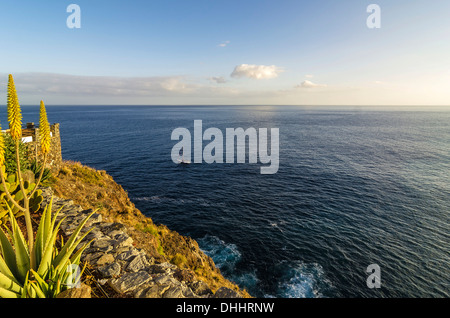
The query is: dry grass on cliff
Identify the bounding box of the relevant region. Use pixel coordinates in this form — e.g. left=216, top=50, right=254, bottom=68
left=51, top=160, right=251, bottom=297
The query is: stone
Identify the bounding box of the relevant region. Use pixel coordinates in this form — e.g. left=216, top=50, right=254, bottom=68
left=189, top=281, right=213, bottom=297
left=148, top=262, right=177, bottom=275
left=83, top=228, right=104, bottom=241
left=213, top=287, right=242, bottom=298
left=59, top=206, right=82, bottom=217
left=153, top=274, right=180, bottom=286
left=57, top=198, right=73, bottom=205
left=101, top=222, right=127, bottom=235
left=173, top=269, right=195, bottom=283
left=108, top=230, right=125, bottom=239
left=38, top=190, right=224, bottom=300
left=90, top=238, right=115, bottom=253
left=82, top=251, right=103, bottom=263
left=60, top=218, right=79, bottom=235
left=181, top=286, right=197, bottom=298
left=163, top=285, right=185, bottom=298
left=95, top=253, right=115, bottom=266
left=114, top=233, right=134, bottom=248
left=115, top=248, right=139, bottom=261
left=108, top=271, right=152, bottom=294
left=126, top=254, right=151, bottom=272
left=85, top=213, right=103, bottom=227
left=57, top=284, right=91, bottom=298
left=134, top=283, right=169, bottom=298
left=98, top=222, right=114, bottom=229
left=98, top=262, right=121, bottom=278
left=98, top=279, right=108, bottom=285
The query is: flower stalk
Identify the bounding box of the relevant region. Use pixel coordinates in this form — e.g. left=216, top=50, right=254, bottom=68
left=1, top=76, right=53, bottom=270
left=0, top=75, right=93, bottom=298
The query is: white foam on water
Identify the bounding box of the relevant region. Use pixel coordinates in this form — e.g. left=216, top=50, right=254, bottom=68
left=197, top=235, right=242, bottom=272
left=197, top=235, right=260, bottom=291
left=274, top=261, right=335, bottom=298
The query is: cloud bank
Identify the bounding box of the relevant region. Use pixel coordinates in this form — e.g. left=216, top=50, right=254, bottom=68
left=296, top=80, right=327, bottom=89
left=0, top=72, right=275, bottom=104
left=231, top=64, right=283, bottom=80
left=0, top=72, right=432, bottom=106
left=209, top=76, right=227, bottom=84
left=0, top=73, right=196, bottom=97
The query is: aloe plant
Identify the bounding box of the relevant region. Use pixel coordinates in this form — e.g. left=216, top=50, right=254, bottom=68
left=0, top=198, right=95, bottom=298
left=0, top=74, right=95, bottom=297
left=0, top=168, right=45, bottom=225
left=0, top=75, right=51, bottom=269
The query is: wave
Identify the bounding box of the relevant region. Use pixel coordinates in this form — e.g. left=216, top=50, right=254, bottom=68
left=197, top=235, right=335, bottom=298
left=197, top=235, right=241, bottom=273
left=272, top=261, right=335, bottom=298
left=197, top=235, right=260, bottom=292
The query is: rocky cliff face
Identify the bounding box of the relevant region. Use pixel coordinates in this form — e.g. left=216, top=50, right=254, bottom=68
left=49, top=161, right=250, bottom=298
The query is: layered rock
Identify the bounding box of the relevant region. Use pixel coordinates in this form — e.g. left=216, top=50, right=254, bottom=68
left=42, top=188, right=242, bottom=299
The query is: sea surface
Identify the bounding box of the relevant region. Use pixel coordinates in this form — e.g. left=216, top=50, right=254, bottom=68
left=4, top=105, right=449, bottom=298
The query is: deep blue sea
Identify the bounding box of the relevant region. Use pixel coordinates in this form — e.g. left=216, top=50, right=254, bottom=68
left=4, top=105, right=449, bottom=298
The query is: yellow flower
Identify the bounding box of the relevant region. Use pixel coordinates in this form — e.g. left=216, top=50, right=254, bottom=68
left=39, top=100, right=51, bottom=155
left=0, top=126, right=5, bottom=166
left=7, top=74, right=22, bottom=141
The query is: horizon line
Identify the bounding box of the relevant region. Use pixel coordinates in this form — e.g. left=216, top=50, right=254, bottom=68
left=3, top=104, right=450, bottom=107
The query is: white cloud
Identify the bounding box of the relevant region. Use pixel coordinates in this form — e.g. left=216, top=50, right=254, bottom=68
left=231, top=64, right=283, bottom=80
left=305, top=74, right=314, bottom=78
left=9, top=73, right=440, bottom=106
left=0, top=73, right=207, bottom=105
left=0, top=72, right=271, bottom=104
left=218, top=41, right=230, bottom=47
left=296, top=80, right=327, bottom=89
left=209, top=76, right=227, bottom=84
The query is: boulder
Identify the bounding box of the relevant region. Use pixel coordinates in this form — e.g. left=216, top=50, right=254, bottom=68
left=126, top=253, right=152, bottom=272
left=213, top=287, right=242, bottom=298
left=108, top=270, right=152, bottom=294
left=98, top=262, right=121, bottom=278
left=57, top=284, right=91, bottom=298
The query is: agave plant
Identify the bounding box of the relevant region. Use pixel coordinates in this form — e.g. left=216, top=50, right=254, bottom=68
left=0, top=167, right=45, bottom=225
left=0, top=198, right=95, bottom=298
left=0, top=75, right=52, bottom=269
left=0, top=74, right=96, bottom=297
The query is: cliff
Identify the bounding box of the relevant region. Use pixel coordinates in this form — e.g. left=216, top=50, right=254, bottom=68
left=49, top=160, right=251, bottom=298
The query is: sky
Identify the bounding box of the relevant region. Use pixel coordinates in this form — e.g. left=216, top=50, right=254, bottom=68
left=0, top=0, right=449, bottom=106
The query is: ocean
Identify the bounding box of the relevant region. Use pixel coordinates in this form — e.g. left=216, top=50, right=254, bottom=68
left=5, top=105, right=449, bottom=298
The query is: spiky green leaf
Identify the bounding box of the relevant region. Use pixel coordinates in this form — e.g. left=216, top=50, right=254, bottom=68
left=0, top=271, right=23, bottom=294
left=8, top=209, right=30, bottom=282
left=0, top=254, right=19, bottom=285
left=53, top=210, right=96, bottom=267
left=0, top=286, right=19, bottom=298
left=0, top=226, right=17, bottom=278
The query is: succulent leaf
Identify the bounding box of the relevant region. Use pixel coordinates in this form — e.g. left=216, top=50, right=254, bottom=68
left=0, top=131, right=5, bottom=167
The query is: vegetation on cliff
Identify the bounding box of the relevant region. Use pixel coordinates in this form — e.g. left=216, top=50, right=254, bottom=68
left=0, top=74, right=92, bottom=298
left=0, top=74, right=249, bottom=298
left=52, top=160, right=250, bottom=297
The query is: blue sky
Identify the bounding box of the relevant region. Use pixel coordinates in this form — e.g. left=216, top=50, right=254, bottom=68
left=0, top=0, right=449, bottom=105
